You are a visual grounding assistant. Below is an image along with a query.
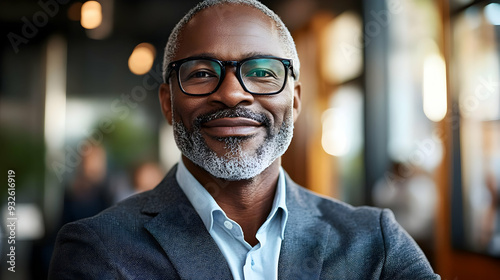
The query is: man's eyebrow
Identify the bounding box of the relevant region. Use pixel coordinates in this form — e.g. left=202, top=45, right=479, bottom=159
left=185, top=52, right=217, bottom=58
left=242, top=51, right=276, bottom=58
left=184, top=52, right=277, bottom=60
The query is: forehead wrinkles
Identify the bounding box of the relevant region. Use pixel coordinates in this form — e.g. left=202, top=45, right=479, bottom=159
left=176, top=5, right=283, bottom=58
left=193, top=5, right=277, bottom=35
left=210, top=4, right=276, bottom=32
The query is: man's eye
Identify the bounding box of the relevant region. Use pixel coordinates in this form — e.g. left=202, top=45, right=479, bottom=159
left=247, top=69, right=275, bottom=78
left=188, top=71, right=216, bottom=79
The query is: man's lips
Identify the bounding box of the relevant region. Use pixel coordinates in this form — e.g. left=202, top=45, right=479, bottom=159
left=201, top=117, right=263, bottom=137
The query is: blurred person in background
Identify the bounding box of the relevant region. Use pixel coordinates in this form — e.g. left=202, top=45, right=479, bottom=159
left=60, top=143, right=112, bottom=224
left=111, top=160, right=165, bottom=202
left=31, top=144, right=112, bottom=279
left=372, top=161, right=438, bottom=263
left=132, top=161, right=164, bottom=194
left=481, top=169, right=500, bottom=256
left=49, top=0, right=439, bottom=279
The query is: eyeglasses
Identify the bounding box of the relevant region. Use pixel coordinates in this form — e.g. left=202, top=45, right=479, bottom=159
left=166, top=56, right=296, bottom=96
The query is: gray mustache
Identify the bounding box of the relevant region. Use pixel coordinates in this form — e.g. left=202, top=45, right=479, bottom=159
left=195, top=107, right=270, bottom=127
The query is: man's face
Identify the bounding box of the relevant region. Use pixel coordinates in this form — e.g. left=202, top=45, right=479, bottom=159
left=160, top=4, right=301, bottom=180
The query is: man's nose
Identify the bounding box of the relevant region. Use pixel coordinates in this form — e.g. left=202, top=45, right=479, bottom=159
left=209, top=70, right=254, bottom=107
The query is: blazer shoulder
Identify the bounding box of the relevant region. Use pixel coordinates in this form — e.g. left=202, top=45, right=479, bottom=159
left=284, top=175, right=439, bottom=279
left=63, top=165, right=182, bottom=234
left=50, top=166, right=185, bottom=279
left=285, top=175, right=383, bottom=228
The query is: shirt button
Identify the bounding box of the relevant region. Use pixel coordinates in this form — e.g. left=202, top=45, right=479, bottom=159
left=224, top=220, right=233, bottom=230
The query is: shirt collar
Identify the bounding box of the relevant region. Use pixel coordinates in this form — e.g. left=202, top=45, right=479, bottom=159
left=176, top=159, right=219, bottom=232
left=176, top=159, right=288, bottom=239
left=271, top=166, right=288, bottom=239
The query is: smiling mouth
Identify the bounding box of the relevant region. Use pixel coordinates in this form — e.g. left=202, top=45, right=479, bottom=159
left=201, top=117, right=263, bottom=138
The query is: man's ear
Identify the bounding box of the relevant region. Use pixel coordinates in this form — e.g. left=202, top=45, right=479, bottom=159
left=292, top=81, right=302, bottom=123
left=159, top=83, right=173, bottom=125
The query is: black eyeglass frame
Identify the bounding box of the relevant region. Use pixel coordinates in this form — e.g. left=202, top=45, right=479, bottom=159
left=165, top=55, right=296, bottom=96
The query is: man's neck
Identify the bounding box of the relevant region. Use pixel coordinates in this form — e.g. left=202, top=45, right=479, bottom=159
left=182, top=156, right=281, bottom=246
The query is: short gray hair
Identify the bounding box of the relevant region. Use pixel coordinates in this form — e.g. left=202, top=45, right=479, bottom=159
left=162, top=0, right=300, bottom=83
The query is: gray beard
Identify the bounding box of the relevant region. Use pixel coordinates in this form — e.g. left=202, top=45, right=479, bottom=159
left=172, top=107, right=294, bottom=181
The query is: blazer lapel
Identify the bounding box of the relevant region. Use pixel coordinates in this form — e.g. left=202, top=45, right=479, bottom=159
left=143, top=166, right=233, bottom=280
left=278, top=175, right=331, bottom=280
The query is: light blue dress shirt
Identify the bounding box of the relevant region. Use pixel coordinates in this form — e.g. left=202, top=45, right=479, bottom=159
left=176, top=160, right=288, bottom=280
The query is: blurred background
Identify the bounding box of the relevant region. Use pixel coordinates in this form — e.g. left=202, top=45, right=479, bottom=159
left=0, top=0, right=499, bottom=279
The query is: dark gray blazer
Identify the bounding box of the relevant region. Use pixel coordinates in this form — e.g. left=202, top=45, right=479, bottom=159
left=49, top=166, right=440, bottom=279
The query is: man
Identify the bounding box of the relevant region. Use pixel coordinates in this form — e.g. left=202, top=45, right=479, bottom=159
left=49, top=0, right=440, bottom=279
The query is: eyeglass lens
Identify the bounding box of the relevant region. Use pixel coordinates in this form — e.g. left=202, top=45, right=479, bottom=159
left=178, top=58, right=286, bottom=95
